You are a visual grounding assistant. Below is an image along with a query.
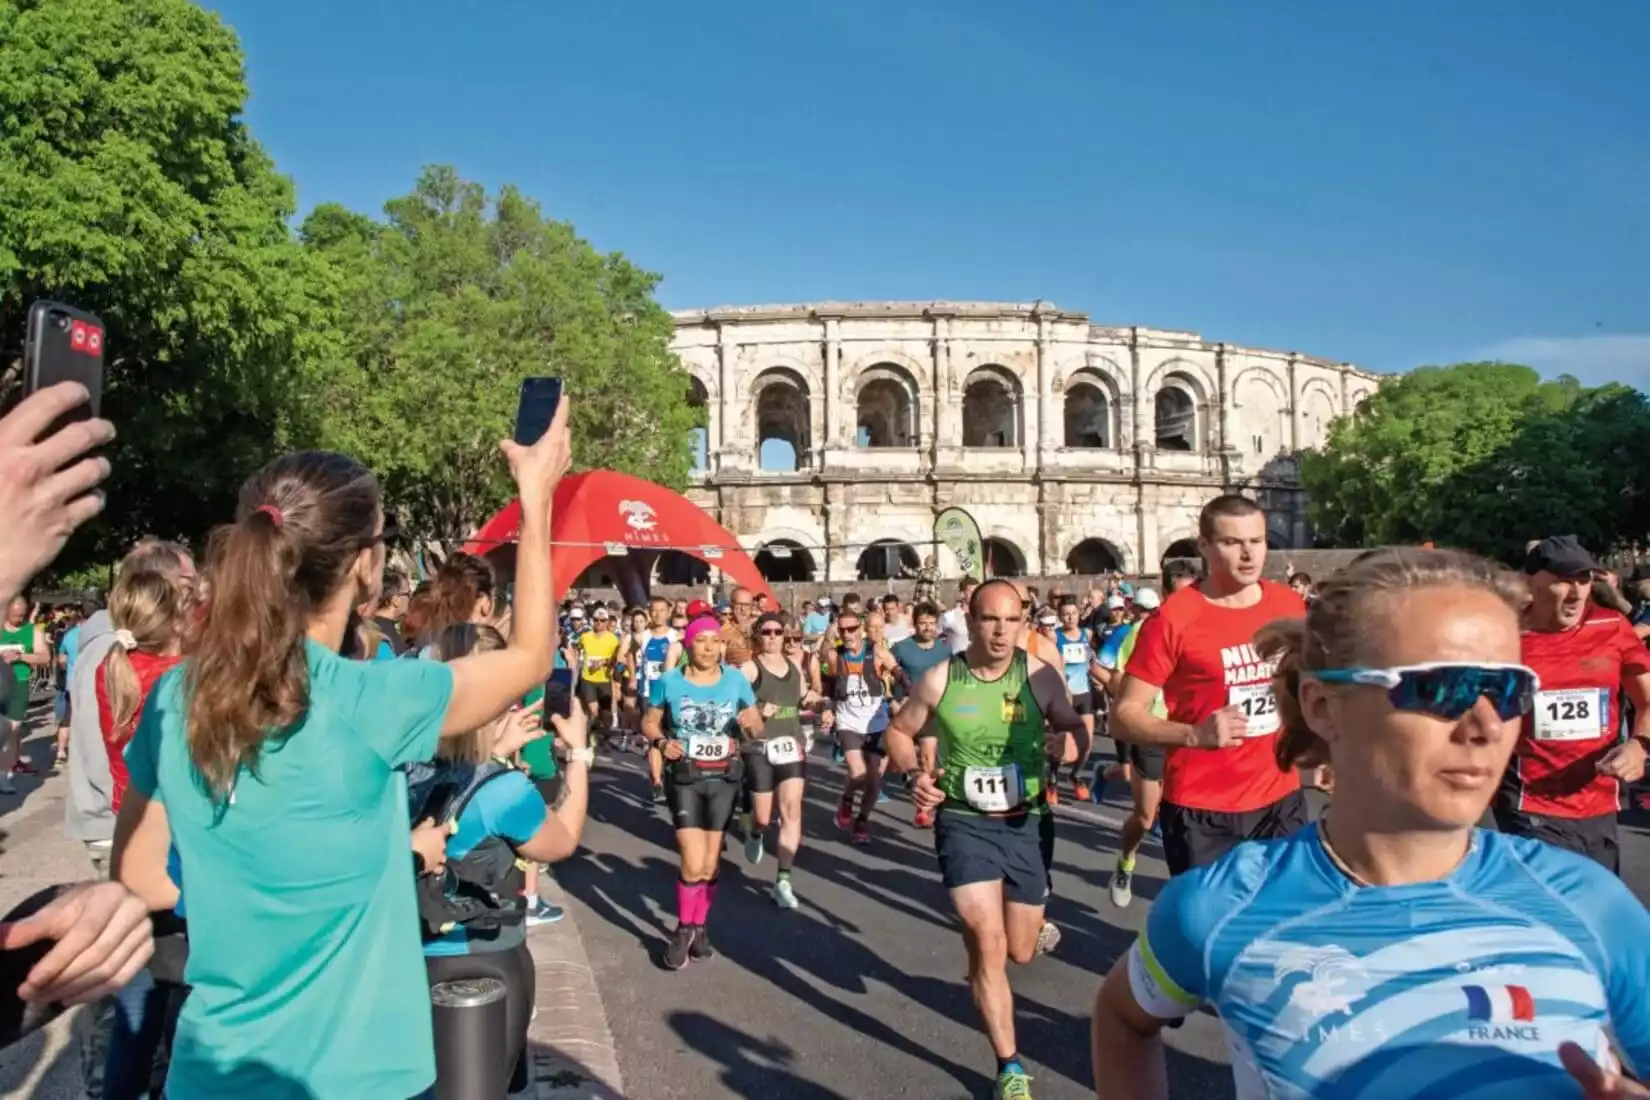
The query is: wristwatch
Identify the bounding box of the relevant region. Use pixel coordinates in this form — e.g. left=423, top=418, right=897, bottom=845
left=904, top=768, right=926, bottom=786
left=566, top=747, right=596, bottom=766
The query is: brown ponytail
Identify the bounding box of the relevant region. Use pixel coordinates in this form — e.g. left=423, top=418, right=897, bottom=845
left=186, top=452, right=381, bottom=799
left=1254, top=619, right=1326, bottom=771
left=427, top=553, right=496, bottom=639
left=101, top=568, right=192, bottom=741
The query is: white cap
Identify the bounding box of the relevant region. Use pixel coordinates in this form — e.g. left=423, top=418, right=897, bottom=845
left=1133, top=588, right=1162, bottom=610
left=1105, top=595, right=1127, bottom=610
left=1037, top=612, right=1059, bottom=626
left=816, top=596, right=833, bottom=608
left=568, top=607, right=586, bottom=619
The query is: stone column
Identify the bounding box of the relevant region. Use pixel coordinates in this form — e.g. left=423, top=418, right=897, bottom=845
left=824, top=482, right=852, bottom=581
left=1287, top=356, right=1301, bottom=453
left=1130, top=329, right=1154, bottom=472
left=822, top=317, right=841, bottom=463
left=716, top=324, right=744, bottom=472
left=932, top=315, right=961, bottom=470
left=1033, top=312, right=1053, bottom=469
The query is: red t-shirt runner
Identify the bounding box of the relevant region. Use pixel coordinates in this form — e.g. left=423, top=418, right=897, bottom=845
left=1125, top=579, right=1305, bottom=813
left=1511, top=605, right=1648, bottom=819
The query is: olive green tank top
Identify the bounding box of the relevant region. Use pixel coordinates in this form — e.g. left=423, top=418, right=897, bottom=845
left=933, top=651, right=1046, bottom=815
left=748, top=657, right=803, bottom=744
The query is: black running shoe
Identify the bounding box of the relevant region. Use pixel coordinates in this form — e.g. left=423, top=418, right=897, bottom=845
left=689, top=924, right=715, bottom=960
left=664, top=924, right=695, bottom=970
left=651, top=783, right=666, bottom=805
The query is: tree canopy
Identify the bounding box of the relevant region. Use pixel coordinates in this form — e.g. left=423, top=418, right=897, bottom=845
left=1300, top=362, right=1650, bottom=563
left=301, top=167, right=697, bottom=542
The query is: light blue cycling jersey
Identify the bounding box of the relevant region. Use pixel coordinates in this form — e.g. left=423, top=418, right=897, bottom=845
left=1128, top=825, right=1650, bottom=1099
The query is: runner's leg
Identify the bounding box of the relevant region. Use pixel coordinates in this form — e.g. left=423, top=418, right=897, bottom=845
left=952, top=881, right=1020, bottom=1061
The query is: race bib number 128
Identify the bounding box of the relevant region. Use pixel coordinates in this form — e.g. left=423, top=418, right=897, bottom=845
left=1227, top=683, right=1280, bottom=738
left=1533, top=688, right=1607, bottom=742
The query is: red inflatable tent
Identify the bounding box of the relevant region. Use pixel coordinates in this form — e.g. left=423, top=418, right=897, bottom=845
left=463, top=470, right=775, bottom=606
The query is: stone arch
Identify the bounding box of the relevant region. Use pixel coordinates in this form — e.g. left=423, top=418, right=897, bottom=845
left=749, top=367, right=811, bottom=471
left=1298, top=379, right=1340, bottom=448
left=754, top=539, right=817, bottom=583
left=1143, top=357, right=1216, bottom=405
left=856, top=538, right=920, bottom=582
left=1349, top=386, right=1372, bottom=410
left=842, top=347, right=930, bottom=398
left=1062, top=368, right=1118, bottom=449
left=1231, top=367, right=1290, bottom=461
left=1066, top=538, right=1125, bottom=575
left=1154, top=369, right=1204, bottom=452
left=855, top=362, right=922, bottom=448
left=962, top=365, right=1023, bottom=448
left=982, top=535, right=1027, bottom=578
left=686, top=374, right=711, bottom=473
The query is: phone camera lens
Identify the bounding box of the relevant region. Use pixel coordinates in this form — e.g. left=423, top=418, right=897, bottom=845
left=49, top=312, right=69, bottom=331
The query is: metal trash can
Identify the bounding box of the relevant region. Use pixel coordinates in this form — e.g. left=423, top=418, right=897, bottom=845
left=431, top=977, right=510, bottom=1100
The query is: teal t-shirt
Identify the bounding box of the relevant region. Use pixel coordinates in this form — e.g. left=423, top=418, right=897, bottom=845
left=125, top=639, right=454, bottom=1100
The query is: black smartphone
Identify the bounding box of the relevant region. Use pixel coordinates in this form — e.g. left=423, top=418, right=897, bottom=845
left=24, top=301, right=105, bottom=437
left=543, top=678, right=574, bottom=723
left=513, top=377, right=563, bottom=447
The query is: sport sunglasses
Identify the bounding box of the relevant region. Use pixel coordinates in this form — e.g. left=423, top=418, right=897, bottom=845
left=1312, top=662, right=1539, bottom=722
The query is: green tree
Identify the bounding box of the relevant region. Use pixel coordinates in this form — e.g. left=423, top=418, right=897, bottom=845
left=0, top=0, right=336, bottom=573
left=302, top=166, right=697, bottom=541
left=1301, top=363, right=1650, bottom=562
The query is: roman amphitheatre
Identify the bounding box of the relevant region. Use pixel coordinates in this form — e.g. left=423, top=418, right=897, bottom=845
left=648, top=300, right=1381, bottom=588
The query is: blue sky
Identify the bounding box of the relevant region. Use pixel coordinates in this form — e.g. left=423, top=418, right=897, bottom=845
left=206, top=0, right=1648, bottom=386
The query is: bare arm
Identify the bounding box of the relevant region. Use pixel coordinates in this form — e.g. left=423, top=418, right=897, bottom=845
left=21, top=628, right=48, bottom=668
left=1092, top=960, right=1172, bottom=1100
left=515, top=710, right=591, bottom=863
left=1028, top=656, right=1090, bottom=763
left=110, top=792, right=181, bottom=911
left=885, top=661, right=946, bottom=775
left=1110, top=674, right=1197, bottom=747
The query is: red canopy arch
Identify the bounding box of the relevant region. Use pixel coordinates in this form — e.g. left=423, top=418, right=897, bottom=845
left=462, top=470, right=775, bottom=606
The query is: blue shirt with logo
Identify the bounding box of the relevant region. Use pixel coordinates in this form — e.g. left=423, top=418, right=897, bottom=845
left=1127, top=824, right=1650, bottom=1099
left=654, top=666, right=754, bottom=745
left=1054, top=627, right=1093, bottom=695
left=423, top=770, right=546, bottom=958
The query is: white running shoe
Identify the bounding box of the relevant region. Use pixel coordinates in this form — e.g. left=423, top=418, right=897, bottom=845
left=772, top=878, right=798, bottom=909
left=1035, top=920, right=1062, bottom=956
left=744, top=831, right=765, bottom=865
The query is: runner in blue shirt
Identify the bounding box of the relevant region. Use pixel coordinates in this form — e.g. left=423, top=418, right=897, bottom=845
left=1092, top=547, right=1650, bottom=1100
left=1053, top=597, right=1101, bottom=802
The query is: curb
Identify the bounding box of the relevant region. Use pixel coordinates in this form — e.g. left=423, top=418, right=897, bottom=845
left=526, top=874, right=625, bottom=1099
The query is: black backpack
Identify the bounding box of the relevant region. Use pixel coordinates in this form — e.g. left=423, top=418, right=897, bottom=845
left=404, top=759, right=529, bottom=943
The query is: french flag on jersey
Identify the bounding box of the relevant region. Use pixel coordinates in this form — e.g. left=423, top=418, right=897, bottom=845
left=1464, top=984, right=1535, bottom=1023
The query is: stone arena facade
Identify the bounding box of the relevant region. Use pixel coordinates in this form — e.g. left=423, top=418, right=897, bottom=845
left=670, top=301, right=1382, bottom=585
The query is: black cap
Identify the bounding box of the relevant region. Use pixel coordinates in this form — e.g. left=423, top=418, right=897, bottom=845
left=1523, top=535, right=1600, bottom=578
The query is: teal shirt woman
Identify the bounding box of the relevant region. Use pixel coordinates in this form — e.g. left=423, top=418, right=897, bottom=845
left=113, top=400, right=573, bottom=1100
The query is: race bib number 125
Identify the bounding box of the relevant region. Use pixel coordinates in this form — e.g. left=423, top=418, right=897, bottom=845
left=1227, top=683, right=1280, bottom=738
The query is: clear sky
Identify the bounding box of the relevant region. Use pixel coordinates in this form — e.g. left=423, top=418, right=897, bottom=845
left=205, top=0, right=1648, bottom=385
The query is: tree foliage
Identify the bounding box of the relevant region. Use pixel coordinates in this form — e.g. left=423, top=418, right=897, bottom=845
left=302, top=167, right=696, bottom=541
left=1301, top=363, right=1650, bottom=563
left=0, top=0, right=337, bottom=572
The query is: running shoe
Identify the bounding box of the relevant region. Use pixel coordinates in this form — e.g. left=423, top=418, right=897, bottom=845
left=834, top=799, right=853, bottom=831
left=772, top=878, right=798, bottom=909
left=876, top=788, right=892, bottom=804
left=689, top=924, right=715, bottom=960
left=0, top=774, right=14, bottom=795
left=1071, top=781, right=1092, bottom=802
left=525, top=898, right=565, bottom=926
left=651, top=783, right=666, bottom=805
left=1045, top=784, right=1059, bottom=807
left=664, top=924, right=694, bottom=970
left=851, top=819, right=870, bottom=846
left=12, top=759, right=36, bottom=776
left=831, top=744, right=845, bottom=765
left=744, top=829, right=765, bottom=866
left=913, top=808, right=933, bottom=829
left=1034, top=921, right=1061, bottom=956
left=994, top=1067, right=1034, bottom=1099
left=1108, top=861, right=1134, bottom=908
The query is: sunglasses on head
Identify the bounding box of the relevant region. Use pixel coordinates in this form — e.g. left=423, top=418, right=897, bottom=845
left=1313, top=662, right=1539, bottom=722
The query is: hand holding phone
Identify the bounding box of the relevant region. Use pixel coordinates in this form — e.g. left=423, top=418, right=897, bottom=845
left=502, top=377, right=571, bottom=503
left=23, top=302, right=105, bottom=439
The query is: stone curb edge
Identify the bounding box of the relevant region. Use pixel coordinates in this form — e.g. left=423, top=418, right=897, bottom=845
left=526, top=872, right=625, bottom=1098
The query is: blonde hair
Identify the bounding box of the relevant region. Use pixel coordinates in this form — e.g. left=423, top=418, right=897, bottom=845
left=1254, top=548, right=1527, bottom=770
left=102, top=568, right=193, bottom=742
left=432, top=622, right=507, bottom=764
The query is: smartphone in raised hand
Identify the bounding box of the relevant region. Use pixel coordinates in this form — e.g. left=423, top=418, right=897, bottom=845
left=23, top=301, right=105, bottom=440
left=513, top=377, right=563, bottom=448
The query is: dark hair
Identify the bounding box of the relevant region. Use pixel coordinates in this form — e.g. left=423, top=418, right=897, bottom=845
left=1198, top=494, right=1265, bottom=539
left=428, top=553, right=496, bottom=639
left=1057, top=595, right=1079, bottom=609
left=1254, top=548, right=1526, bottom=772
left=913, top=600, right=941, bottom=621
left=842, top=592, right=863, bottom=608
left=186, top=452, right=381, bottom=799
left=380, top=569, right=409, bottom=604
left=401, top=582, right=435, bottom=645
left=1291, top=572, right=1314, bottom=587
left=1164, top=559, right=1200, bottom=582
left=80, top=598, right=101, bottom=618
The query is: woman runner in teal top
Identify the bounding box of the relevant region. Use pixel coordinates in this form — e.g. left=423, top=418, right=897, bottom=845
left=113, top=404, right=572, bottom=1100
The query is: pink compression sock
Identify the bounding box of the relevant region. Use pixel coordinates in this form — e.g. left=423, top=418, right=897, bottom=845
left=676, top=879, right=700, bottom=925
left=702, top=878, right=719, bottom=922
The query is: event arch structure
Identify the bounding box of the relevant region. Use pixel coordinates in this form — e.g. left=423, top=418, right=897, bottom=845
left=464, top=470, right=775, bottom=607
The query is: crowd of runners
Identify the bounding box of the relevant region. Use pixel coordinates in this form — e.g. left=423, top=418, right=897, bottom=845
left=3, top=379, right=1650, bottom=1098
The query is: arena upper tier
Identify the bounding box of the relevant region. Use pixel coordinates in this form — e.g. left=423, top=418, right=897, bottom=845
left=670, top=300, right=1381, bottom=584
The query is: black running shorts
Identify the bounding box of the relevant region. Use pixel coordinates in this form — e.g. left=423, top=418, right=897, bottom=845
left=933, top=809, right=1055, bottom=907
left=664, top=768, right=741, bottom=832
left=1492, top=805, right=1619, bottom=875
left=742, top=745, right=807, bottom=793
left=1158, top=789, right=1308, bottom=877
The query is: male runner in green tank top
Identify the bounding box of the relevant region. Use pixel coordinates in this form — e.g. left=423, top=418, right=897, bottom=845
left=884, top=579, right=1088, bottom=1100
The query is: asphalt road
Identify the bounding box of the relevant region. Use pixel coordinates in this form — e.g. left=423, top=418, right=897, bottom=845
left=556, top=741, right=1650, bottom=1100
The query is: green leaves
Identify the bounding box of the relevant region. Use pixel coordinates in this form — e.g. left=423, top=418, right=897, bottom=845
left=1301, top=363, right=1650, bottom=563
left=302, top=167, right=696, bottom=542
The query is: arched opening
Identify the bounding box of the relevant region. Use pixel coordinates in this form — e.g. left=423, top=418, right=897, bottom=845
left=962, top=367, right=1021, bottom=448
left=1161, top=538, right=1200, bottom=566
left=571, top=559, right=621, bottom=589
left=1154, top=375, right=1198, bottom=451
left=1063, top=382, right=1110, bottom=448
left=856, top=367, right=919, bottom=448
left=687, top=377, right=710, bottom=472
left=982, top=537, right=1026, bottom=578
left=754, top=539, right=817, bottom=583
left=1066, top=538, right=1123, bottom=575
left=752, top=369, right=810, bottom=472
left=856, top=539, right=919, bottom=582
left=654, top=550, right=710, bottom=587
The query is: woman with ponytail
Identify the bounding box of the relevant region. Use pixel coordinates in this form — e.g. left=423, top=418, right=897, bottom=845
left=111, top=399, right=573, bottom=1100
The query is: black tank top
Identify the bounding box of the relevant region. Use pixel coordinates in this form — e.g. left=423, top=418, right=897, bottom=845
left=751, top=657, right=803, bottom=743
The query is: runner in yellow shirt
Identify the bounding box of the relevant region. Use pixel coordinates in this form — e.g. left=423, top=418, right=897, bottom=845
left=578, top=607, right=622, bottom=734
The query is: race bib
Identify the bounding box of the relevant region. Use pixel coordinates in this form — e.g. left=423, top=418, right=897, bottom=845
left=643, top=659, right=663, bottom=682
left=586, top=656, right=607, bottom=670
left=1061, top=643, right=1088, bottom=666
left=1533, top=688, right=1607, bottom=742
left=765, top=736, right=803, bottom=765
left=845, top=673, right=869, bottom=704
left=1227, top=683, right=1280, bottom=737
left=687, top=734, right=733, bottom=763
left=963, top=764, right=1025, bottom=814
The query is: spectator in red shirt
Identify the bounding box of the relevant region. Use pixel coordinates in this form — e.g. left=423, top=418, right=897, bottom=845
left=99, top=567, right=196, bottom=812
